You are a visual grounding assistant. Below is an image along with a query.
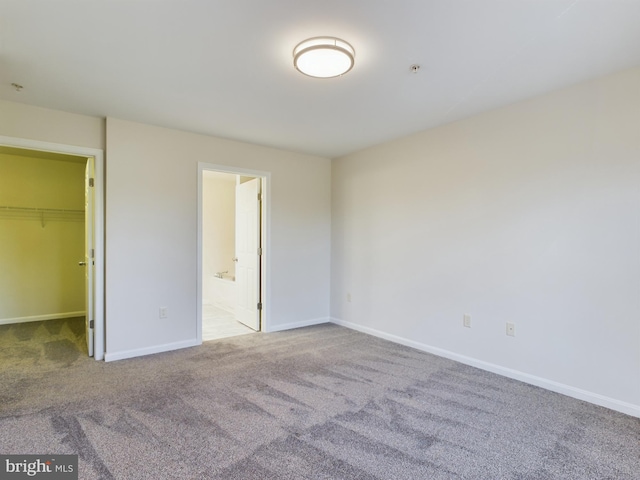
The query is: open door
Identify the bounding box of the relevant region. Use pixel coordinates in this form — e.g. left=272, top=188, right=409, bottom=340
left=235, top=177, right=261, bottom=331
left=83, top=157, right=95, bottom=356
left=0, top=134, right=103, bottom=360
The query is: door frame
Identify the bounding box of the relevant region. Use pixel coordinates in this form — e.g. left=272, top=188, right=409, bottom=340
left=196, top=162, right=270, bottom=343
left=0, top=135, right=105, bottom=360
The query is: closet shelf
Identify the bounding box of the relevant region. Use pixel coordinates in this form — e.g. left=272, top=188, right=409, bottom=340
left=0, top=205, right=84, bottom=226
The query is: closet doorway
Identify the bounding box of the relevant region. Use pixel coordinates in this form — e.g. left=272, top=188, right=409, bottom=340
left=0, top=136, right=104, bottom=360
left=197, top=164, right=269, bottom=342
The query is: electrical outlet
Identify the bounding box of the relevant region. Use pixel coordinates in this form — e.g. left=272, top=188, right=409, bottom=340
left=506, top=322, right=515, bottom=337
left=159, top=307, right=168, bottom=319
left=346, top=293, right=352, bottom=303
left=463, top=314, right=471, bottom=328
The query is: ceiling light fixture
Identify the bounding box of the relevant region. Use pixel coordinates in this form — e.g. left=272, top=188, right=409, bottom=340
left=293, top=37, right=355, bottom=78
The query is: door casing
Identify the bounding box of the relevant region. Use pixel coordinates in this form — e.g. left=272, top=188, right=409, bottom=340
left=0, top=135, right=105, bottom=360
left=196, top=162, right=270, bottom=342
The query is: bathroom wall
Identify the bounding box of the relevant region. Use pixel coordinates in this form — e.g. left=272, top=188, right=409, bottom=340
left=202, top=171, right=236, bottom=304
left=0, top=151, right=86, bottom=322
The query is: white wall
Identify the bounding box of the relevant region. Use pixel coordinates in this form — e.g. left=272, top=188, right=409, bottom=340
left=202, top=171, right=236, bottom=303
left=0, top=99, right=105, bottom=149
left=331, top=67, right=640, bottom=416
left=0, top=153, right=85, bottom=321
left=0, top=101, right=330, bottom=362
left=105, top=118, right=331, bottom=359
left=1, top=79, right=636, bottom=416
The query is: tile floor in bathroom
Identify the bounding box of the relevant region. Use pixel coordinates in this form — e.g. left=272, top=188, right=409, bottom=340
left=202, top=304, right=256, bottom=341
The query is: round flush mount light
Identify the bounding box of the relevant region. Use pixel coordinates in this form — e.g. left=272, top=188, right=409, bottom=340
left=293, top=37, right=355, bottom=78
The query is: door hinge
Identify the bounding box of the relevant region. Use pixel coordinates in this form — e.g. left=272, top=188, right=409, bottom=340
left=257, top=193, right=262, bottom=201
left=257, top=247, right=262, bottom=255
left=89, top=320, right=94, bottom=329
left=257, top=302, right=262, bottom=311
left=89, top=177, right=94, bottom=187
left=91, top=248, right=95, bottom=258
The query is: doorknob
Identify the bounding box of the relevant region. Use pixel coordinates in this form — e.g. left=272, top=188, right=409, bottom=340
left=232, top=257, right=238, bottom=262
left=78, top=261, right=87, bottom=266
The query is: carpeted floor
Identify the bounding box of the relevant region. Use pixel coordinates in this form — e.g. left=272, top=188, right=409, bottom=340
left=0, top=320, right=638, bottom=479
left=0, top=316, right=87, bottom=370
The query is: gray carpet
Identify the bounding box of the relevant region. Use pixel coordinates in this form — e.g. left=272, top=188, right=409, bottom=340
left=0, top=316, right=87, bottom=370
left=0, top=321, right=638, bottom=479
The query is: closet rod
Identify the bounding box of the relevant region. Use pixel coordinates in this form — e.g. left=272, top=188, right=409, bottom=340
left=0, top=206, right=84, bottom=214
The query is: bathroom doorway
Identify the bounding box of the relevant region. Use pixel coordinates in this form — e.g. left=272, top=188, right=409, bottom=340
left=197, top=164, right=268, bottom=342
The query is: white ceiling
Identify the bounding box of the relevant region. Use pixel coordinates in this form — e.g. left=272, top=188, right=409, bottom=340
left=1, top=0, right=639, bottom=158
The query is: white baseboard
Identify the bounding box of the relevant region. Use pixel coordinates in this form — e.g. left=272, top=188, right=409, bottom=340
left=104, top=339, right=199, bottom=362
left=265, top=316, right=329, bottom=333
left=330, top=317, right=640, bottom=419
left=0, top=311, right=86, bottom=326
left=105, top=316, right=330, bottom=361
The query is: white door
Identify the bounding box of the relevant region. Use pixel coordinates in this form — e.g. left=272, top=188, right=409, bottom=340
left=235, top=178, right=261, bottom=331
left=83, top=158, right=95, bottom=356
